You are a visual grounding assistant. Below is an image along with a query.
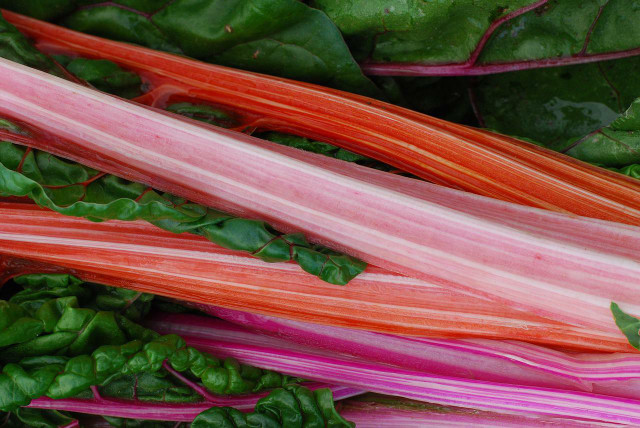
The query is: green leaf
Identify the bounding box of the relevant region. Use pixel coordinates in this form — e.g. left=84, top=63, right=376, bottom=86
left=166, top=103, right=238, bottom=128
left=3, top=0, right=378, bottom=96
left=103, top=416, right=179, bottom=428
left=0, top=1, right=75, bottom=21
left=9, top=273, right=153, bottom=323
left=313, top=0, right=640, bottom=68
left=64, top=57, right=144, bottom=99
left=611, top=302, right=640, bottom=350
left=475, top=56, right=640, bottom=166
left=1, top=297, right=135, bottom=361
left=609, top=164, right=640, bottom=179
left=13, top=408, right=75, bottom=428
left=0, top=139, right=366, bottom=284
left=99, top=372, right=200, bottom=403
left=192, top=386, right=354, bottom=428
left=0, top=334, right=298, bottom=411
left=312, top=0, right=534, bottom=63
left=0, top=13, right=62, bottom=76
left=564, top=98, right=640, bottom=166
left=0, top=272, right=308, bottom=415
left=257, top=131, right=394, bottom=171
left=373, top=76, right=475, bottom=125
left=479, top=0, right=640, bottom=64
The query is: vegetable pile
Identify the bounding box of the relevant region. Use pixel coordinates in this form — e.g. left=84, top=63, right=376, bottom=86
left=0, top=3, right=639, bottom=426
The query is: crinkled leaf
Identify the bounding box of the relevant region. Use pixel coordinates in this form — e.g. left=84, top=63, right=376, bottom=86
left=0, top=301, right=44, bottom=348
left=193, top=386, right=353, bottom=428
left=10, top=273, right=153, bottom=323
left=4, top=0, right=379, bottom=96
left=1, top=296, right=136, bottom=361
left=0, top=334, right=298, bottom=411
left=99, top=372, right=200, bottom=403
left=0, top=273, right=306, bottom=416
left=610, top=164, right=640, bottom=179
left=611, top=302, right=640, bottom=350
left=0, top=139, right=366, bottom=284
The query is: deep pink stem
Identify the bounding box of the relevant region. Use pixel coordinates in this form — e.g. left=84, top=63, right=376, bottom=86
left=90, top=386, right=102, bottom=401
left=362, top=47, right=640, bottom=76
left=27, top=384, right=362, bottom=421
left=466, top=0, right=549, bottom=66
left=162, top=360, right=218, bottom=402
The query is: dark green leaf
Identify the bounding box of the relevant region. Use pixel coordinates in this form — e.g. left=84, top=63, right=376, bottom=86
left=475, top=56, right=640, bottom=166
left=63, top=57, right=144, bottom=99
left=480, top=0, right=640, bottom=64
left=564, top=98, right=640, bottom=166
left=0, top=13, right=62, bottom=76
left=0, top=333, right=298, bottom=411
left=99, top=372, right=200, bottom=403
left=3, top=0, right=379, bottom=96
left=313, top=0, right=640, bottom=68
left=103, top=416, right=178, bottom=428
left=0, top=301, right=44, bottom=348
left=0, top=138, right=366, bottom=284
left=257, top=132, right=395, bottom=170
left=609, top=164, right=640, bottom=179
left=611, top=302, right=640, bottom=350
left=373, top=76, right=475, bottom=125
left=192, top=386, right=353, bottom=428
left=13, top=408, right=75, bottom=428
left=166, top=103, right=238, bottom=128
left=0, top=1, right=75, bottom=21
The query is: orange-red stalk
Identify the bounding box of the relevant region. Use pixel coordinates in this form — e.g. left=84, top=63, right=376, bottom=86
left=0, top=204, right=630, bottom=353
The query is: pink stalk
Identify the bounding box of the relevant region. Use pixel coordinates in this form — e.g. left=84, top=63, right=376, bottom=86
left=175, top=335, right=640, bottom=425
left=152, top=311, right=640, bottom=400
left=339, top=400, right=625, bottom=428
left=71, top=400, right=625, bottom=428
left=0, top=204, right=631, bottom=352
left=1, top=59, right=640, bottom=333
left=27, top=384, right=361, bottom=421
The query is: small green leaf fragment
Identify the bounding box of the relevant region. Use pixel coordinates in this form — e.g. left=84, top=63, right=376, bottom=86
left=611, top=302, right=640, bottom=350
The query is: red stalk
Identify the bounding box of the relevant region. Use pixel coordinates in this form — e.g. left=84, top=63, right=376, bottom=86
left=3, top=10, right=640, bottom=225
left=0, top=204, right=630, bottom=352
